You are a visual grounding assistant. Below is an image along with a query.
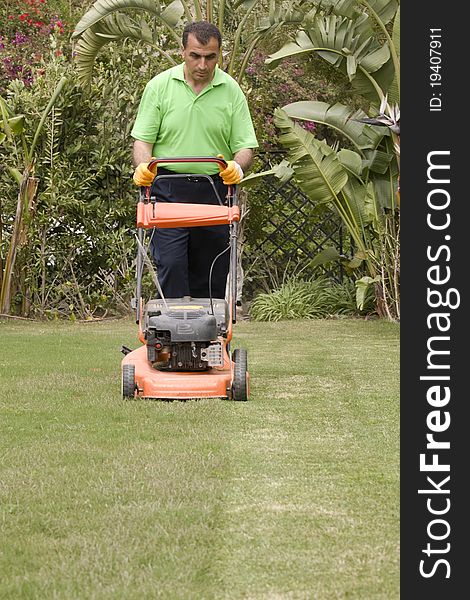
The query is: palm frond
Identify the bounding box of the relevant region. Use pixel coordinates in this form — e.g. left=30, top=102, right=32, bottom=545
left=282, top=101, right=385, bottom=152
left=337, top=148, right=363, bottom=178
left=274, top=108, right=348, bottom=204
left=362, top=0, right=399, bottom=26
left=363, top=148, right=394, bottom=175
left=254, top=0, right=306, bottom=36
left=387, top=5, right=400, bottom=103
left=72, top=0, right=184, bottom=85
left=314, top=0, right=361, bottom=18
left=340, top=176, right=372, bottom=230
left=266, top=11, right=390, bottom=101
left=240, top=160, right=294, bottom=187
left=72, top=0, right=183, bottom=38
left=74, top=12, right=177, bottom=85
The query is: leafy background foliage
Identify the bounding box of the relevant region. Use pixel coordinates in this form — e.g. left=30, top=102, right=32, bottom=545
left=1, top=0, right=399, bottom=320
left=1, top=29, right=151, bottom=317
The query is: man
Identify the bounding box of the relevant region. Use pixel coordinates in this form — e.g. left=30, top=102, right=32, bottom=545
left=131, top=21, right=258, bottom=299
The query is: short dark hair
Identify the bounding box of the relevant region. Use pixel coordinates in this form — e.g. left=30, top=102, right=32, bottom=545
left=182, top=21, right=222, bottom=48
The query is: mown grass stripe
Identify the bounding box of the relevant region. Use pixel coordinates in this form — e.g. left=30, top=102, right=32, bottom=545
left=0, top=318, right=399, bottom=599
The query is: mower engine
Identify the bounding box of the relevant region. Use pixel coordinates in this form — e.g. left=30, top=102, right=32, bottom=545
left=144, top=298, right=228, bottom=371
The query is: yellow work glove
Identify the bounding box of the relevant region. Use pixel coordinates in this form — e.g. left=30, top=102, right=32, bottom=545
left=133, top=160, right=157, bottom=186
left=217, top=154, right=244, bottom=185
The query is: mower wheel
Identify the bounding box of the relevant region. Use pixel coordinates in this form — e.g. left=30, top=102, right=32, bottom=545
left=122, top=364, right=136, bottom=399
left=232, top=348, right=248, bottom=401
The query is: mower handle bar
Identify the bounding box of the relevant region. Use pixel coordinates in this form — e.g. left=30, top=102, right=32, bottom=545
left=147, top=156, right=228, bottom=171
left=141, top=156, right=235, bottom=201
left=136, top=156, right=237, bottom=322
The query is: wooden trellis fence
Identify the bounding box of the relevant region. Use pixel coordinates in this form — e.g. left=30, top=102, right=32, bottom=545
left=243, top=151, right=346, bottom=287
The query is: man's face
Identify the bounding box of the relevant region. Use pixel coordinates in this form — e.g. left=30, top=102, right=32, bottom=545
left=182, top=33, right=219, bottom=85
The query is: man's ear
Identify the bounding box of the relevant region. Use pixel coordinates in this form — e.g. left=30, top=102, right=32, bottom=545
left=180, top=45, right=185, bottom=57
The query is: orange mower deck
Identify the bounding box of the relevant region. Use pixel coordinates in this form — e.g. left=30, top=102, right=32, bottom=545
left=122, top=341, right=249, bottom=400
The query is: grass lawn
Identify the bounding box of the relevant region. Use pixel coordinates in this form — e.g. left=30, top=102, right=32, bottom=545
left=0, top=317, right=399, bottom=599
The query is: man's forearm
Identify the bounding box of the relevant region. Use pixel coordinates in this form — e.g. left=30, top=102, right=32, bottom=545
left=233, top=148, right=254, bottom=173
left=133, top=140, right=154, bottom=167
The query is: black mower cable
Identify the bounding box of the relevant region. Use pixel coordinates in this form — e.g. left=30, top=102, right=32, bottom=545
left=208, top=244, right=230, bottom=316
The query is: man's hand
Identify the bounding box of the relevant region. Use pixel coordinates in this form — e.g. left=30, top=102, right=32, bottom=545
left=218, top=156, right=244, bottom=185
left=133, top=161, right=157, bottom=186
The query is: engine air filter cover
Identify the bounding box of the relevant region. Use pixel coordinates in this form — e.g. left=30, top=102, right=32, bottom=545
left=148, top=311, right=217, bottom=342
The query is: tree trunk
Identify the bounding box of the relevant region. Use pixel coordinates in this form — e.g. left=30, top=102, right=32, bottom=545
left=0, top=194, right=3, bottom=293
left=0, top=167, right=38, bottom=314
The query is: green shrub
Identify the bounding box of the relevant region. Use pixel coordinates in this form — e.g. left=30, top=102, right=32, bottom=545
left=249, top=277, right=374, bottom=321
left=1, top=43, right=152, bottom=318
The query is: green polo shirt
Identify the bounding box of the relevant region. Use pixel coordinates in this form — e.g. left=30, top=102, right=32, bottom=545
left=131, top=63, right=258, bottom=174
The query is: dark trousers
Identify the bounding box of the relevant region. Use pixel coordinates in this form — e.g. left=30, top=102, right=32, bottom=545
left=150, top=170, right=230, bottom=299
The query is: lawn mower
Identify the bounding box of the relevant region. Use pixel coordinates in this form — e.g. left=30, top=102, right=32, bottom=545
left=120, top=156, right=249, bottom=401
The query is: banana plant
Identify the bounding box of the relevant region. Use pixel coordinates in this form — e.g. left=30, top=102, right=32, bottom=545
left=262, top=0, right=400, bottom=177
left=243, top=105, right=383, bottom=276
left=266, top=0, right=400, bottom=104
left=71, top=0, right=306, bottom=85
left=243, top=0, right=400, bottom=319
left=241, top=99, right=399, bottom=317
left=0, top=77, right=67, bottom=315
left=244, top=106, right=399, bottom=319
